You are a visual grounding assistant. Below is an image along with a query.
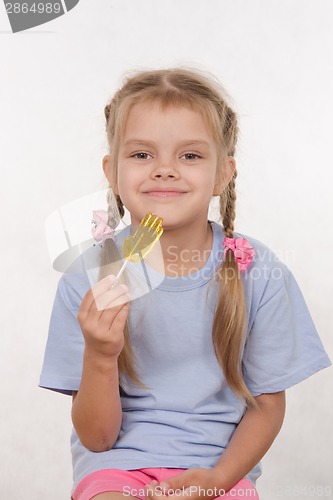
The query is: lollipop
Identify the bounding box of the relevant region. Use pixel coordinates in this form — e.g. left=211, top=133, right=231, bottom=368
left=112, top=212, right=164, bottom=287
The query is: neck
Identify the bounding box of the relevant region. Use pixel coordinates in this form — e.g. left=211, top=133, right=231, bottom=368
left=159, top=219, right=213, bottom=277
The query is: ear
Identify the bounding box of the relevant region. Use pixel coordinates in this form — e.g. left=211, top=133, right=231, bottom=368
left=213, top=156, right=236, bottom=196
left=102, top=154, right=118, bottom=195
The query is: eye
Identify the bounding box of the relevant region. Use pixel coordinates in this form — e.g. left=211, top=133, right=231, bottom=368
left=131, top=152, right=152, bottom=160
left=181, top=153, right=202, bottom=160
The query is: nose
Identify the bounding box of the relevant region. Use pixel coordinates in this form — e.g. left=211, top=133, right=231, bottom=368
left=151, top=160, right=180, bottom=180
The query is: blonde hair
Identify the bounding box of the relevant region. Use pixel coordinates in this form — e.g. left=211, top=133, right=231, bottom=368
left=100, top=67, right=257, bottom=408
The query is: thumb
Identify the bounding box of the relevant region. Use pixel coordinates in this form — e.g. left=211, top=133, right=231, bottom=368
left=160, top=470, right=193, bottom=494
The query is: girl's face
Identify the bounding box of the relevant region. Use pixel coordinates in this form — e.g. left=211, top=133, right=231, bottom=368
left=107, top=101, right=234, bottom=230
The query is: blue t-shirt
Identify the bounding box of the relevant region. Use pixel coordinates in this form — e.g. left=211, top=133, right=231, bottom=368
left=39, top=221, right=331, bottom=493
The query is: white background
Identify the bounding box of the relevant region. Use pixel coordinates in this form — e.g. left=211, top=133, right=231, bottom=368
left=1, top=1, right=332, bottom=498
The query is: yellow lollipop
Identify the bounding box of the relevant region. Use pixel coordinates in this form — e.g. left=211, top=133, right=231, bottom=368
left=112, top=213, right=164, bottom=287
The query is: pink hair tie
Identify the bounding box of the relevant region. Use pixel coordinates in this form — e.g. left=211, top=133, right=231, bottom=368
left=91, top=210, right=116, bottom=246
left=223, top=236, right=255, bottom=272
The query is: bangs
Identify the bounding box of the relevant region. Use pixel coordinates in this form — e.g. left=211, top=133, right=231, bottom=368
left=114, top=90, right=224, bottom=155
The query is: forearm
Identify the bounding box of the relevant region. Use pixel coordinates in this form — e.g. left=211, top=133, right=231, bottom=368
left=71, top=349, right=122, bottom=452
left=213, top=391, right=286, bottom=491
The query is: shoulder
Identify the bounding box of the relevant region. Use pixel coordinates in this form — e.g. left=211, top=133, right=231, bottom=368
left=233, top=231, right=299, bottom=318
left=233, top=231, right=289, bottom=278
left=211, top=220, right=289, bottom=277
left=211, top=221, right=294, bottom=311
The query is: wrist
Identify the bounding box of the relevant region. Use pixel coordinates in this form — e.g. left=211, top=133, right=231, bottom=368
left=83, top=348, right=119, bottom=374
left=210, top=466, right=234, bottom=494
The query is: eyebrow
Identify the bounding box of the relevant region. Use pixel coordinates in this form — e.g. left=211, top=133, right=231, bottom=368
left=122, top=139, right=211, bottom=148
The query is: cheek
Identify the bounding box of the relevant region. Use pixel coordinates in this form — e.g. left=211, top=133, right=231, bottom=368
left=200, top=171, right=217, bottom=193
left=117, top=166, right=141, bottom=199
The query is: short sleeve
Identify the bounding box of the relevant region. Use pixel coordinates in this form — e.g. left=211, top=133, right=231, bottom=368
left=39, top=272, right=88, bottom=395
left=242, top=264, right=331, bottom=396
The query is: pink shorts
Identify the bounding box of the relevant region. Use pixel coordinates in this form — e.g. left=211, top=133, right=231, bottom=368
left=72, top=468, right=259, bottom=500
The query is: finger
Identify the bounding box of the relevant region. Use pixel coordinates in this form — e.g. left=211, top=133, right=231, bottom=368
left=93, top=274, right=118, bottom=299
left=99, top=294, right=131, bottom=327
left=93, top=284, right=130, bottom=313
left=167, top=487, right=198, bottom=500
left=143, top=486, right=152, bottom=500
left=144, top=484, right=163, bottom=500
left=160, top=469, right=193, bottom=493
left=78, top=276, right=127, bottom=320
left=91, top=274, right=120, bottom=305
left=78, top=274, right=116, bottom=317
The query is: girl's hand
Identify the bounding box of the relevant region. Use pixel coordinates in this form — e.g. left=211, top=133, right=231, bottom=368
left=144, top=468, right=226, bottom=500
left=77, top=274, right=131, bottom=359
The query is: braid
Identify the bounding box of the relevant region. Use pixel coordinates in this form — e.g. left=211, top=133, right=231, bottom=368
left=105, top=98, right=124, bottom=221
left=215, top=165, right=257, bottom=408
left=223, top=107, right=238, bottom=156
left=115, top=194, right=125, bottom=219
left=221, top=170, right=237, bottom=238
left=219, top=102, right=238, bottom=238
left=104, top=104, right=111, bottom=125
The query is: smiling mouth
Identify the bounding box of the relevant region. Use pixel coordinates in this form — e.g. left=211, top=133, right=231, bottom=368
left=144, top=191, right=186, bottom=198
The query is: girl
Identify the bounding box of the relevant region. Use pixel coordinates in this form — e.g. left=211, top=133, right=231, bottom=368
left=39, top=68, right=331, bottom=500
